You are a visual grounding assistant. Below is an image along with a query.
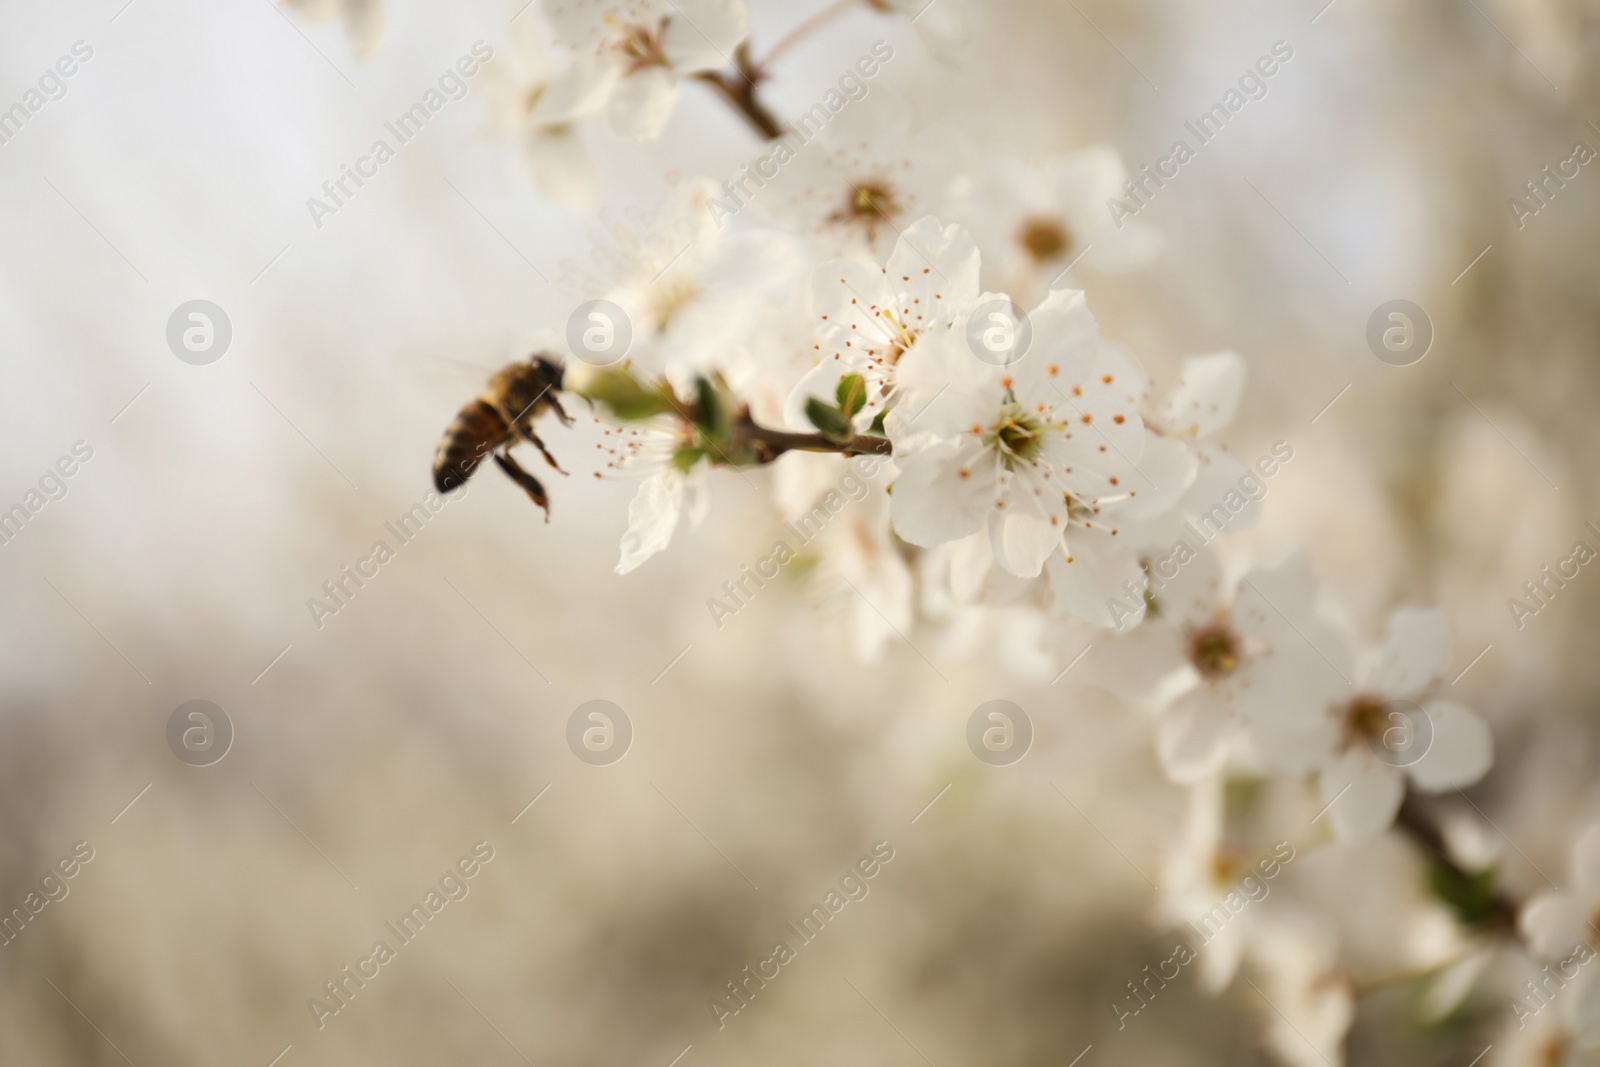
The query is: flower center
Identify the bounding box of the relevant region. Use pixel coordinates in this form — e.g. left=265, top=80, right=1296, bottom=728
left=1341, top=695, right=1390, bottom=748
left=613, top=21, right=667, bottom=71
left=1187, top=622, right=1241, bottom=680
left=1209, top=847, right=1245, bottom=886
left=1018, top=216, right=1072, bottom=262
left=830, top=180, right=901, bottom=239
left=985, top=402, right=1045, bottom=467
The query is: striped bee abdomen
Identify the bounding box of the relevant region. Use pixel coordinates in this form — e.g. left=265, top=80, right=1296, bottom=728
left=432, top=398, right=510, bottom=493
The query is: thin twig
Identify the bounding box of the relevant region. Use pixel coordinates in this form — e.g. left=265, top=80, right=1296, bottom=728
left=755, top=0, right=860, bottom=71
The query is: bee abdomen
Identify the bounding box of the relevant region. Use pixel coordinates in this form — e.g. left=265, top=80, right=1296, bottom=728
left=433, top=398, right=510, bottom=493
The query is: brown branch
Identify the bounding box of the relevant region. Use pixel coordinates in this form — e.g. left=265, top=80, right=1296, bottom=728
left=695, top=66, right=786, bottom=140
left=1395, top=791, right=1520, bottom=933
left=737, top=423, right=893, bottom=462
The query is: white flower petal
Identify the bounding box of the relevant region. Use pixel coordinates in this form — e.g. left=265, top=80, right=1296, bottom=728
left=1157, top=688, right=1236, bottom=783
left=1110, top=430, right=1198, bottom=521
left=1146, top=542, right=1227, bottom=630
left=946, top=531, right=992, bottom=603
left=811, top=255, right=901, bottom=356
left=537, top=55, right=623, bottom=123
left=615, top=467, right=685, bottom=574
left=1520, top=892, right=1591, bottom=960
left=1045, top=527, right=1146, bottom=630
left=528, top=125, right=600, bottom=212
left=1249, top=720, right=1338, bottom=776
left=1319, top=748, right=1404, bottom=844
left=1407, top=699, right=1492, bottom=792
left=660, top=0, right=748, bottom=71
left=1182, top=444, right=1264, bottom=533
left=885, top=216, right=982, bottom=329
left=986, top=501, right=1061, bottom=578
left=1367, top=606, right=1452, bottom=699
left=1083, top=621, right=1189, bottom=705
left=889, top=439, right=991, bottom=547
left=607, top=67, right=679, bottom=141
left=1156, top=351, right=1245, bottom=439
left=1234, top=642, right=1346, bottom=733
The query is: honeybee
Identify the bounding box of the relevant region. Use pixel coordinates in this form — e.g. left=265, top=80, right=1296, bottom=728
left=432, top=356, right=573, bottom=521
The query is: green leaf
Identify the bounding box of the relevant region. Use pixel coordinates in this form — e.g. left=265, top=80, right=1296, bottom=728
left=571, top=367, right=675, bottom=421
left=1426, top=860, right=1501, bottom=928
left=694, top=376, right=730, bottom=443
left=835, top=373, right=867, bottom=418
left=804, top=397, right=853, bottom=442
left=671, top=446, right=705, bottom=473
left=868, top=406, right=889, bottom=435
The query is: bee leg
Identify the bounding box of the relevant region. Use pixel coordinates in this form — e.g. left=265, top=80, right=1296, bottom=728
left=492, top=451, right=551, bottom=522
left=516, top=427, right=569, bottom=476
left=547, top=394, right=575, bottom=426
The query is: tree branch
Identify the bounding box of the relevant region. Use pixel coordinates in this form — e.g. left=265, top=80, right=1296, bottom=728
left=696, top=53, right=786, bottom=141
left=1395, top=791, right=1520, bottom=933
left=734, top=420, right=893, bottom=463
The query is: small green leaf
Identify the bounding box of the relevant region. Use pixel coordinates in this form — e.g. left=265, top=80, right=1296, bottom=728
left=804, top=397, right=853, bottom=441
left=570, top=367, right=675, bottom=421
left=868, top=406, right=889, bottom=434
left=694, top=376, right=730, bottom=443
left=835, top=373, right=867, bottom=418
left=671, top=446, right=705, bottom=473
left=1426, top=860, right=1501, bottom=928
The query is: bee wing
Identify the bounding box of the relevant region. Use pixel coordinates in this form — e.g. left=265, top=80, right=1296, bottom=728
left=397, top=352, right=500, bottom=393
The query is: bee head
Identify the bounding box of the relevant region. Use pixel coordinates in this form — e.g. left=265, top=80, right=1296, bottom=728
left=532, top=354, right=565, bottom=389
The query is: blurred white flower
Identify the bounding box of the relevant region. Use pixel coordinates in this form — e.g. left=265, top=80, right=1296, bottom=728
left=478, top=17, right=603, bottom=210
left=1105, top=549, right=1347, bottom=783
left=778, top=453, right=912, bottom=662
left=540, top=0, right=749, bottom=140
left=771, top=92, right=959, bottom=258
left=862, top=0, right=969, bottom=64
left=611, top=424, right=711, bottom=574
left=1244, top=914, right=1354, bottom=1067
left=604, top=180, right=807, bottom=388
left=1307, top=607, right=1494, bottom=844
left=281, top=0, right=383, bottom=59
left=949, top=145, right=1159, bottom=299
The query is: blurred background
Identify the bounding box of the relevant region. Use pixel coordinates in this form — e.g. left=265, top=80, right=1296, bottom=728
left=1, top=0, right=1598, bottom=1063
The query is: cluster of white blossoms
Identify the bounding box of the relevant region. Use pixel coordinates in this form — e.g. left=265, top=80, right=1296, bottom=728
left=303, top=1, right=1584, bottom=1063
